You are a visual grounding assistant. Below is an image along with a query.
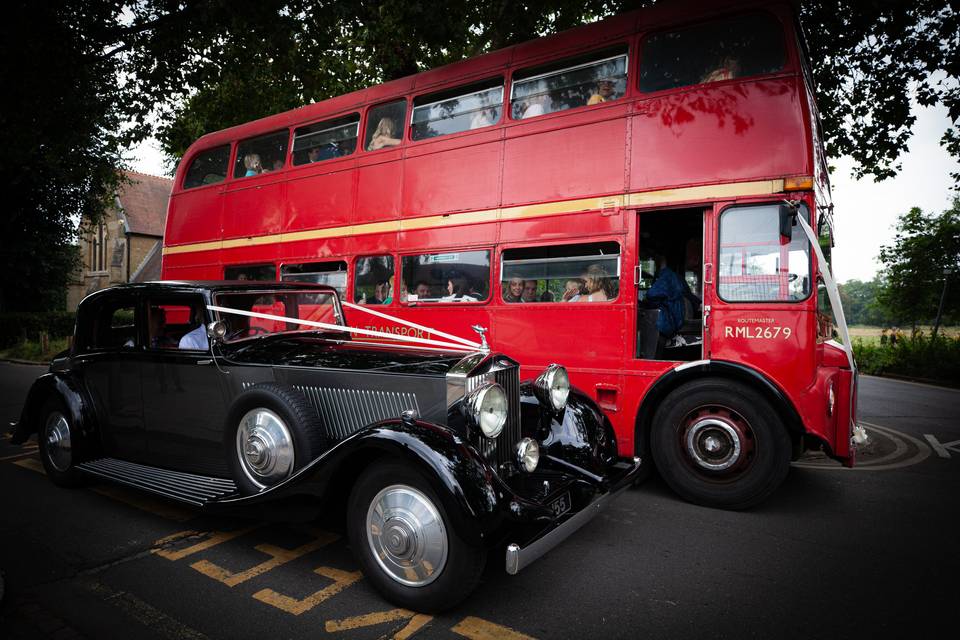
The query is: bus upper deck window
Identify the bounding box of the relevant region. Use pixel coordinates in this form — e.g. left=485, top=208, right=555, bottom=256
left=233, top=130, right=290, bottom=178
left=510, top=46, right=628, bottom=120
left=401, top=250, right=490, bottom=304
left=292, top=113, right=360, bottom=166
left=500, top=242, right=621, bottom=303
left=411, top=79, right=504, bottom=141
left=365, top=100, right=406, bottom=151
left=639, top=13, right=786, bottom=93
left=717, top=203, right=811, bottom=303
left=183, top=145, right=231, bottom=189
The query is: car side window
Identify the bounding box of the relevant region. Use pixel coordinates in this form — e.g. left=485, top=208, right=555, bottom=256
left=146, top=295, right=209, bottom=351
left=90, top=300, right=138, bottom=350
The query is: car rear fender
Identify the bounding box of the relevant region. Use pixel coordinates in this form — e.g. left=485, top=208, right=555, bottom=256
left=214, top=418, right=503, bottom=547
left=12, top=373, right=98, bottom=456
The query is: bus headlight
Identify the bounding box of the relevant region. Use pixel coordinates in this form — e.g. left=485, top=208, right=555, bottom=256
left=466, top=383, right=507, bottom=438
left=516, top=438, right=540, bottom=473
left=535, top=364, right=570, bottom=411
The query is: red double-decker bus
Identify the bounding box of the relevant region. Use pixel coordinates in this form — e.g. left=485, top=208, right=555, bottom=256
left=161, top=0, right=859, bottom=509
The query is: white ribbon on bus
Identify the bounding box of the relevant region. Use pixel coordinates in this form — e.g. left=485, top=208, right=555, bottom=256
left=206, top=303, right=483, bottom=353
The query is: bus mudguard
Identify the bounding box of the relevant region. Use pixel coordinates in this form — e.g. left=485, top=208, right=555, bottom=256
left=634, top=359, right=806, bottom=455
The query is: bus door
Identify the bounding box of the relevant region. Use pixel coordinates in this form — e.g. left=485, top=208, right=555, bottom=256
left=708, top=202, right=816, bottom=388
left=634, top=208, right=707, bottom=362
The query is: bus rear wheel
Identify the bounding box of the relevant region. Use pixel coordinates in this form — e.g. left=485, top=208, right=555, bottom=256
left=650, top=378, right=790, bottom=510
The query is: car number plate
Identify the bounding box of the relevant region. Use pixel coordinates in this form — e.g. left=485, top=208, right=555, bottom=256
left=549, top=492, right=571, bottom=518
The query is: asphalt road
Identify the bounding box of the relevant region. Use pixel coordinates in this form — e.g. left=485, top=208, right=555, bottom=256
left=1, top=361, right=958, bottom=639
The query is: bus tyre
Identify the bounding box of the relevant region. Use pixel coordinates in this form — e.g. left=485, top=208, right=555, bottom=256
left=38, top=397, right=84, bottom=488
left=650, top=379, right=790, bottom=510
left=347, top=460, right=486, bottom=613
left=226, top=383, right=326, bottom=495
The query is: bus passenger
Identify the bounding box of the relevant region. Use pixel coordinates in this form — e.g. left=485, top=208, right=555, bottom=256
left=587, top=78, right=617, bottom=105
left=521, top=93, right=550, bottom=119
left=470, top=106, right=497, bottom=129
left=412, top=281, right=432, bottom=300
left=443, top=277, right=478, bottom=302
left=701, top=57, right=741, bottom=84
left=243, top=153, right=263, bottom=176
left=578, top=264, right=614, bottom=302
left=504, top=277, right=524, bottom=303
left=521, top=280, right=539, bottom=303
left=563, top=278, right=586, bottom=302
left=368, top=118, right=401, bottom=150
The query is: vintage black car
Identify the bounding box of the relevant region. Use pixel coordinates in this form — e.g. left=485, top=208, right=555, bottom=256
left=14, top=281, right=641, bottom=611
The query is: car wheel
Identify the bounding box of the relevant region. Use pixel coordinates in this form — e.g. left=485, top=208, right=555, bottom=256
left=226, top=383, right=327, bottom=495
left=38, top=398, right=83, bottom=487
left=347, top=460, right=486, bottom=612
left=650, top=378, right=790, bottom=510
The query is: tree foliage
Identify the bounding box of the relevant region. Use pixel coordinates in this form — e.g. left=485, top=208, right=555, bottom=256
left=877, top=198, right=960, bottom=326
left=837, top=279, right=893, bottom=326
left=0, top=1, right=132, bottom=311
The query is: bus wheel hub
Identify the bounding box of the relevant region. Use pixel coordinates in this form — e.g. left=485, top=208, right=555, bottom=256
left=685, top=417, right=745, bottom=472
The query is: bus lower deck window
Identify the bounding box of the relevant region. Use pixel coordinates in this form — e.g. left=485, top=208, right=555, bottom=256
left=355, top=255, right=395, bottom=304
left=501, top=242, right=621, bottom=303
left=402, top=251, right=490, bottom=303
left=281, top=261, right=348, bottom=299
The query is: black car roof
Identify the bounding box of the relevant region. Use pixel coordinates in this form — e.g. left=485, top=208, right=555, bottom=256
left=79, top=281, right=338, bottom=306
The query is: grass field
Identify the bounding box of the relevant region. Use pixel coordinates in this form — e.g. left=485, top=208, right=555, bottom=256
left=848, top=325, right=959, bottom=345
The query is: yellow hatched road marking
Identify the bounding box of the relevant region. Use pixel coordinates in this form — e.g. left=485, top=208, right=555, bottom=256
left=324, top=608, right=433, bottom=638
left=162, top=178, right=795, bottom=256
left=252, top=565, right=362, bottom=615
left=13, top=457, right=45, bottom=474
left=190, top=529, right=338, bottom=587
left=153, top=526, right=260, bottom=561
left=452, top=616, right=538, bottom=640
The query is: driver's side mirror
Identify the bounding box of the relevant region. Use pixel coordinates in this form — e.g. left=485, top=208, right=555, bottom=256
left=206, top=321, right=227, bottom=343
left=778, top=203, right=797, bottom=242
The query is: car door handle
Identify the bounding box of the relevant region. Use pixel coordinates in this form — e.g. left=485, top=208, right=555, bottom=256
left=197, top=359, right=213, bottom=365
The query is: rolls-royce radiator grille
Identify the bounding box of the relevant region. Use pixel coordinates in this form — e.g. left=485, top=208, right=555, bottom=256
left=241, top=382, right=420, bottom=440
left=466, top=362, right=521, bottom=467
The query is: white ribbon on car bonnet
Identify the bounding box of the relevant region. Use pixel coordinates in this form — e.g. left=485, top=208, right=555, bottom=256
left=206, top=304, right=483, bottom=352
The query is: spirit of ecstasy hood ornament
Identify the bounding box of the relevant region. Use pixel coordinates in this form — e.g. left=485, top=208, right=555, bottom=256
left=470, top=325, right=489, bottom=352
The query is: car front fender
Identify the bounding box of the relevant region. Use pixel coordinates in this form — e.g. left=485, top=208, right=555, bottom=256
left=212, top=418, right=503, bottom=547
left=12, top=373, right=98, bottom=457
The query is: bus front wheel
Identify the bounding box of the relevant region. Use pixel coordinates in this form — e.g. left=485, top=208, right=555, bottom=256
left=650, top=378, right=790, bottom=510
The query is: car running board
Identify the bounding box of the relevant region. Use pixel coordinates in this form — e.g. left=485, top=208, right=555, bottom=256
left=76, top=458, right=238, bottom=506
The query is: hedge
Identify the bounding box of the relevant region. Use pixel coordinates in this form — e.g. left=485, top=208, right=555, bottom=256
left=0, top=312, right=76, bottom=348
left=853, top=332, right=960, bottom=386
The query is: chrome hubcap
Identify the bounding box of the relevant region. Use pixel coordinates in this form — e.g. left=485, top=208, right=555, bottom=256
left=686, top=418, right=742, bottom=471
left=367, top=485, right=447, bottom=587
left=43, top=411, right=71, bottom=472
left=235, top=408, right=294, bottom=489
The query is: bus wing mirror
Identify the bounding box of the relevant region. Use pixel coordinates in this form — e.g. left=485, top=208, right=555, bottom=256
left=778, top=204, right=796, bottom=242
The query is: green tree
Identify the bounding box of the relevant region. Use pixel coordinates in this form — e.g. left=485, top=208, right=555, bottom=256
left=0, top=1, right=128, bottom=311
left=877, top=198, right=960, bottom=326
left=838, top=279, right=892, bottom=326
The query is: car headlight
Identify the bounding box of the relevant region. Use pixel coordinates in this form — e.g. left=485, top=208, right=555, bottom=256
left=516, top=437, right=540, bottom=473
left=466, top=382, right=507, bottom=438
left=535, top=364, right=570, bottom=411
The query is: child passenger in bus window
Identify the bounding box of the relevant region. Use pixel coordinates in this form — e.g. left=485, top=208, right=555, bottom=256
left=587, top=78, right=617, bottom=105
left=577, top=264, right=615, bottom=302
left=504, top=277, right=524, bottom=303
left=243, top=153, right=263, bottom=176
left=701, top=56, right=741, bottom=84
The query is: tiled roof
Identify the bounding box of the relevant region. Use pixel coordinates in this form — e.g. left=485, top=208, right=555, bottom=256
left=117, top=170, right=172, bottom=237
left=131, top=241, right=163, bottom=282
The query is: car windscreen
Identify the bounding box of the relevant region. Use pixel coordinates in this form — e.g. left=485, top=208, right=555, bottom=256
left=212, top=290, right=343, bottom=342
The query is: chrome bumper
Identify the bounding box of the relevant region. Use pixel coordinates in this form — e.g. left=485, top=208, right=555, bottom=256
left=504, top=456, right=641, bottom=575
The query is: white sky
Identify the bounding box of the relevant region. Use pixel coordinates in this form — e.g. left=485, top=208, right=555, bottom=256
left=126, top=103, right=959, bottom=285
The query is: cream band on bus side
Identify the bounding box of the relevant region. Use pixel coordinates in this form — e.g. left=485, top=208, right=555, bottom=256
left=162, top=178, right=791, bottom=257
